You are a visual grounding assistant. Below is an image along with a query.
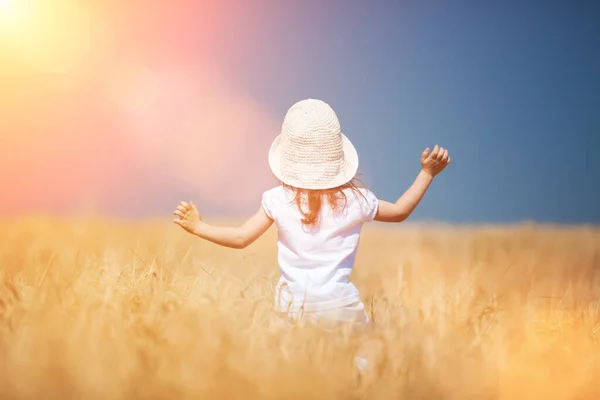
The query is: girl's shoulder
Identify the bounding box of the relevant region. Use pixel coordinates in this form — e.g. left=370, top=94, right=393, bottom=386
left=343, top=186, right=379, bottom=221
left=262, top=184, right=287, bottom=202
left=261, top=185, right=289, bottom=219
left=342, top=185, right=377, bottom=202
left=350, top=185, right=375, bottom=196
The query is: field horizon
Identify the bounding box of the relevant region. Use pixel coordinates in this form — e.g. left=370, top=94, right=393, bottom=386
left=3, top=213, right=599, bottom=229
left=1, top=218, right=599, bottom=399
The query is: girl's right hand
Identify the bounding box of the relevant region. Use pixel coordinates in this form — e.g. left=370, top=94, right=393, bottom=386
left=173, top=201, right=202, bottom=234
left=421, top=145, right=450, bottom=177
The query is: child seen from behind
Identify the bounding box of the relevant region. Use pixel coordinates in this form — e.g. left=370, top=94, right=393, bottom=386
left=173, top=98, right=450, bottom=338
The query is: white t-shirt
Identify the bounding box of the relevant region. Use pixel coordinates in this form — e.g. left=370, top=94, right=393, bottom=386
left=261, top=185, right=379, bottom=313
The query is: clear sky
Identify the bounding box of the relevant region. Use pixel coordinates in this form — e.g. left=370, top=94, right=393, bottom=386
left=1, top=1, right=598, bottom=223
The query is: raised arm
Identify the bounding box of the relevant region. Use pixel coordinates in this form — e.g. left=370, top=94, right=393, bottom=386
left=173, top=201, right=273, bottom=249
left=375, top=145, right=450, bottom=223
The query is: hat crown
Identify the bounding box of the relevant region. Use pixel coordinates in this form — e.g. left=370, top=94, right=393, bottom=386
left=280, top=99, right=344, bottom=165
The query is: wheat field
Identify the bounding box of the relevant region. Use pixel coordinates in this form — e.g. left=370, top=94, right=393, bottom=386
left=0, top=217, right=598, bottom=399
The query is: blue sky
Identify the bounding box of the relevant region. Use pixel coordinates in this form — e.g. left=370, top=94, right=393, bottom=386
left=2, top=1, right=598, bottom=223
left=211, top=1, right=600, bottom=223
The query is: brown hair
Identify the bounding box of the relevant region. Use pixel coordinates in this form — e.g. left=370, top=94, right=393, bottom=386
left=282, top=178, right=369, bottom=228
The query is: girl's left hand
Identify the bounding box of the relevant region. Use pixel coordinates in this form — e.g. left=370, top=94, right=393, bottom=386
left=173, top=201, right=201, bottom=233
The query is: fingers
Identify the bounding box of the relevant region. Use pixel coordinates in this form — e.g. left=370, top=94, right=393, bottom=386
left=173, top=210, right=184, bottom=219
left=177, top=201, right=195, bottom=213
left=422, top=148, right=430, bottom=159
left=173, top=200, right=199, bottom=220
left=426, top=145, right=451, bottom=163
left=429, top=145, right=440, bottom=159
left=441, top=149, right=449, bottom=163
left=174, top=201, right=190, bottom=218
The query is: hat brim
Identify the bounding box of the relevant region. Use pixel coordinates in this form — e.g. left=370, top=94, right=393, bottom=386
left=268, top=133, right=359, bottom=190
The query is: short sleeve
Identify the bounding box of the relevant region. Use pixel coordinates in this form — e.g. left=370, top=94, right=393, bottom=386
left=261, top=189, right=275, bottom=220
left=359, top=189, right=379, bottom=222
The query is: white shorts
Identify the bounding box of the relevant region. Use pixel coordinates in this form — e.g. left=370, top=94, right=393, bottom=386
left=275, top=300, right=371, bottom=333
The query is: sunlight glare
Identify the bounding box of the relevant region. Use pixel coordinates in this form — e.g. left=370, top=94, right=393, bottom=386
left=1, top=0, right=91, bottom=75
left=0, top=0, right=23, bottom=29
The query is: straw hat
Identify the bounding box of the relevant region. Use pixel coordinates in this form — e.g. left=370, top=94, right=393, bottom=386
left=268, top=99, right=359, bottom=190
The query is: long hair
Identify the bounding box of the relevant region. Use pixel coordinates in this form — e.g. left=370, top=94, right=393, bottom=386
left=282, top=177, right=368, bottom=228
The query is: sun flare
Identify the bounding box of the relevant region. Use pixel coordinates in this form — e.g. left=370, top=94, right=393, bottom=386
left=0, top=0, right=91, bottom=74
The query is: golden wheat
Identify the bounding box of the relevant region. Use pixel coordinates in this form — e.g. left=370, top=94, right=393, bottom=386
left=0, top=218, right=599, bottom=399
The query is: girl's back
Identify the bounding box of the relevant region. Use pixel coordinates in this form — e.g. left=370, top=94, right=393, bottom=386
left=262, top=184, right=379, bottom=313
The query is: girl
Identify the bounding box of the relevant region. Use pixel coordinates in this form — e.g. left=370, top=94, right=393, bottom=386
left=173, top=98, right=450, bottom=332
